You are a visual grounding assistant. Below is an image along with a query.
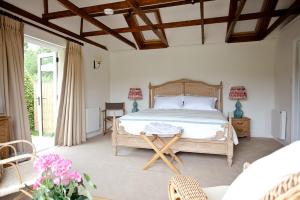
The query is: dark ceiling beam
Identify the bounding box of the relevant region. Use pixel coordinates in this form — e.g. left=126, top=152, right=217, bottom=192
left=56, top=0, right=136, bottom=49
left=42, top=0, right=214, bottom=20
left=81, top=8, right=300, bottom=37
left=225, top=0, right=246, bottom=42
left=200, top=0, right=205, bottom=44
left=126, top=0, right=168, bottom=46
left=227, top=0, right=237, bottom=32
left=228, top=32, right=258, bottom=43
left=262, top=0, right=300, bottom=39
left=89, top=0, right=212, bottom=18
left=256, top=0, right=279, bottom=39
left=43, top=0, right=48, bottom=15
left=80, top=18, right=83, bottom=35
left=82, top=17, right=229, bottom=37
left=43, top=0, right=49, bottom=22
left=0, top=9, right=84, bottom=46
left=0, top=0, right=107, bottom=50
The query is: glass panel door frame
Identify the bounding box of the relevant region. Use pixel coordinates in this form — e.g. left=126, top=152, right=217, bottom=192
left=37, top=52, right=58, bottom=137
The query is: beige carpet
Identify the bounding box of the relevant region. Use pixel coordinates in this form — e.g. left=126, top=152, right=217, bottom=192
left=2, top=134, right=282, bottom=200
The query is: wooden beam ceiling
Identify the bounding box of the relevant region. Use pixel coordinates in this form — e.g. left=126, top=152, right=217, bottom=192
left=56, top=0, right=136, bottom=49
left=0, top=0, right=107, bottom=50
left=124, top=10, right=168, bottom=49
left=256, top=0, right=279, bottom=40
left=262, top=0, right=300, bottom=39
left=200, top=0, right=205, bottom=44
left=43, top=0, right=214, bottom=20
left=125, top=0, right=168, bottom=46
left=225, top=0, right=247, bottom=42
left=81, top=7, right=300, bottom=37
left=2, top=0, right=300, bottom=50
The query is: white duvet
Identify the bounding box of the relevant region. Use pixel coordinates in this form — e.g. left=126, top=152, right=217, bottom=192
left=119, top=109, right=239, bottom=145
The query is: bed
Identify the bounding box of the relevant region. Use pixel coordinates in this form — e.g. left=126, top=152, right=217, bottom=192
left=112, top=79, right=236, bottom=166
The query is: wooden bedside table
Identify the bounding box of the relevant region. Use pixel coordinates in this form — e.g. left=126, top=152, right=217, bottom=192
left=231, top=117, right=250, bottom=138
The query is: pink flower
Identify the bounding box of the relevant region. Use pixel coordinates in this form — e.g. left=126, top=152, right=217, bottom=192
left=33, top=176, right=44, bottom=190
left=33, top=154, right=82, bottom=188
left=60, top=171, right=82, bottom=185
left=34, top=154, right=61, bottom=174
left=68, top=171, right=82, bottom=182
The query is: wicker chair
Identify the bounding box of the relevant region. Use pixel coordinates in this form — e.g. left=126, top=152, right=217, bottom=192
left=168, top=176, right=208, bottom=200
left=0, top=140, right=37, bottom=199
left=168, top=172, right=300, bottom=200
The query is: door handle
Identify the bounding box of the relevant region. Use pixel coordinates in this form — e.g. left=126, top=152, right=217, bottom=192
left=36, top=97, right=41, bottom=105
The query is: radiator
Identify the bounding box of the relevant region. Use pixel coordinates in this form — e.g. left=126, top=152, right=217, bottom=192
left=271, top=110, right=287, bottom=140
left=86, top=107, right=100, bottom=133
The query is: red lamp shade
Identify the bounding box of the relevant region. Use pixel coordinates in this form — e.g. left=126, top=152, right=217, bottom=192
left=128, top=88, right=143, bottom=100
left=229, top=86, right=247, bottom=100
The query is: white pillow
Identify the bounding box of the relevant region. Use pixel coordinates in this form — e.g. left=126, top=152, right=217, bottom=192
left=183, top=96, right=217, bottom=110
left=154, top=96, right=183, bottom=109
left=222, top=140, right=300, bottom=200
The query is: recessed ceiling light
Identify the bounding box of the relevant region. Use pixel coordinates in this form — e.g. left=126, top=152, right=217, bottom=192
left=104, top=8, right=114, bottom=15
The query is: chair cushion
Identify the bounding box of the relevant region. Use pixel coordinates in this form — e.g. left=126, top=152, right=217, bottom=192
left=222, top=141, right=300, bottom=200
left=0, top=160, right=36, bottom=197
left=203, top=186, right=229, bottom=200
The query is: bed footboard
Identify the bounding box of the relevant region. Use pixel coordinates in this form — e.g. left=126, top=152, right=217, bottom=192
left=226, top=117, right=234, bottom=166
left=112, top=116, right=234, bottom=167
left=112, top=116, right=118, bottom=156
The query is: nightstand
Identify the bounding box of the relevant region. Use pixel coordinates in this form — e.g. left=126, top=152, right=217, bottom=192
left=231, top=117, right=250, bottom=138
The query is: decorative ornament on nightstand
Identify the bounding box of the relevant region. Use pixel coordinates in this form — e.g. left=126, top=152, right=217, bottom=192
left=229, top=86, right=247, bottom=118
left=128, top=88, right=143, bottom=112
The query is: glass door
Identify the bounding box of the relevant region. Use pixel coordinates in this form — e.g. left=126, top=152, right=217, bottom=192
left=37, top=52, right=58, bottom=137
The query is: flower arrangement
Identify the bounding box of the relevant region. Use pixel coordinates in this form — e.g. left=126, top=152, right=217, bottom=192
left=32, top=154, right=96, bottom=200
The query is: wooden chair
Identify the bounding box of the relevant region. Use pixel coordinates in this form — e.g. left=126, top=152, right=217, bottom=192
left=0, top=140, right=37, bottom=199
left=102, top=102, right=125, bottom=134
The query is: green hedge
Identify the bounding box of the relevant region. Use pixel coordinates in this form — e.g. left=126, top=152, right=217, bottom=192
left=24, top=72, right=35, bottom=130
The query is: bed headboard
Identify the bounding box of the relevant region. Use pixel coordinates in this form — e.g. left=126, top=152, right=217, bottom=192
left=149, top=79, right=223, bottom=112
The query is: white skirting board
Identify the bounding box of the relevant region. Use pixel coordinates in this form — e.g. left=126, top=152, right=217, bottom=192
left=271, top=110, right=287, bottom=140
left=86, top=107, right=100, bottom=133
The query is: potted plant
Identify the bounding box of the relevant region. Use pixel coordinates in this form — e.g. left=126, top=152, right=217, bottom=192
left=32, top=154, right=96, bottom=200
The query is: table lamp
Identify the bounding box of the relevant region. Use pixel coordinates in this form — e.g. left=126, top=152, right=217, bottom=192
left=128, top=88, right=143, bottom=112
left=229, top=86, right=247, bottom=118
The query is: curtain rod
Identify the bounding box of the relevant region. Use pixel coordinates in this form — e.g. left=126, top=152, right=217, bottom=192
left=0, top=10, right=84, bottom=46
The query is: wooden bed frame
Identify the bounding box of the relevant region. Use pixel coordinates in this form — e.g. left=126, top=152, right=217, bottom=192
left=112, top=79, right=234, bottom=166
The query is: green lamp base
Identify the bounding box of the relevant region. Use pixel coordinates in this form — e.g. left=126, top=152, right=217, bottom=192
left=233, top=99, right=244, bottom=118
left=132, top=100, right=139, bottom=113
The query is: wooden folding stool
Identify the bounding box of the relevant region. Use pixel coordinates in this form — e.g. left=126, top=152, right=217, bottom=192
left=140, top=132, right=182, bottom=174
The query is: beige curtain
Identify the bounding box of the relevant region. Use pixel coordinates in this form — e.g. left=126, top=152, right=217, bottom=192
left=55, top=41, right=86, bottom=146
left=0, top=15, right=32, bottom=151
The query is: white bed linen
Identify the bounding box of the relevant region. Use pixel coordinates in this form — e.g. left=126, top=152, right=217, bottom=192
left=119, top=109, right=239, bottom=145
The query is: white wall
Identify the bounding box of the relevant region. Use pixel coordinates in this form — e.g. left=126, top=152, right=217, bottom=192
left=110, top=41, right=277, bottom=138
left=24, top=25, right=110, bottom=136
left=83, top=43, right=110, bottom=134
left=274, top=16, right=300, bottom=144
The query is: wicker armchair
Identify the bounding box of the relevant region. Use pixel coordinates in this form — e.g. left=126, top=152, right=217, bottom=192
left=168, top=172, right=300, bottom=200
left=0, top=140, right=37, bottom=199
